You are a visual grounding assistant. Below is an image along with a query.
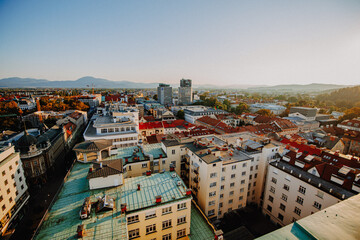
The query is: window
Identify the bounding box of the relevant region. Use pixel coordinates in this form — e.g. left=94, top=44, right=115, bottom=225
left=253, top=182, right=256, bottom=187
left=242, top=171, right=246, bottom=176
left=242, top=163, right=247, bottom=167
left=314, top=201, right=322, bottom=210
left=128, top=215, right=139, bottom=224
left=17, top=169, right=20, bottom=174
left=209, top=191, right=216, bottom=197
left=0, top=196, right=2, bottom=202
left=220, top=185, right=224, bottom=190
left=296, top=196, right=304, bottom=205
left=268, top=195, right=274, bottom=203
left=145, top=210, right=156, bottom=220
left=240, top=188, right=244, bottom=193
left=238, top=204, right=243, bottom=209
left=250, top=166, right=253, bottom=171
left=232, top=165, right=236, bottom=170
left=267, top=205, right=272, bottom=212
left=162, top=233, right=171, bottom=240
left=278, top=213, right=284, bottom=221
left=101, top=128, right=108, bottom=133
left=209, top=201, right=215, bottom=206
left=4, top=180, right=8, bottom=186
left=21, top=185, right=24, bottom=190
left=281, top=194, right=288, bottom=202
left=280, top=203, right=286, bottom=211
left=177, top=202, right=186, bottom=210
left=221, top=176, right=225, bottom=181
left=129, top=229, right=140, bottom=239
left=210, top=172, right=217, bottom=178
left=228, top=199, right=233, bottom=204
left=177, top=216, right=186, bottom=225
left=283, top=184, right=290, bottom=191
left=294, top=207, right=301, bottom=216
left=239, top=196, right=243, bottom=200
left=142, top=163, right=148, bottom=168
left=208, top=209, right=215, bottom=216
left=2, top=171, right=5, bottom=176
left=162, top=207, right=172, bottom=215
left=1, top=205, right=5, bottom=211
left=241, top=180, right=245, bottom=184
left=9, top=165, right=12, bottom=170
left=230, top=182, right=235, bottom=187
left=222, top=167, right=225, bottom=172
left=162, top=219, right=172, bottom=229
left=15, top=161, right=18, bottom=165
left=177, top=229, right=186, bottom=239
left=270, top=186, right=275, bottom=193
left=292, top=217, right=297, bottom=223
left=228, top=208, right=232, bottom=212
left=255, top=165, right=258, bottom=170
left=146, top=224, right=156, bottom=234
left=229, top=191, right=234, bottom=196
left=299, top=186, right=306, bottom=194
left=219, top=202, right=223, bottom=208
left=210, top=182, right=217, bottom=188
left=254, top=173, right=258, bottom=178
left=271, top=177, right=277, bottom=184
left=231, top=174, right=236, bottom=179
left=249, top=175, right=252, bottom=180
left=172, top=150, right=176, bottom=155
left=220, top=194, right=224, bottom=199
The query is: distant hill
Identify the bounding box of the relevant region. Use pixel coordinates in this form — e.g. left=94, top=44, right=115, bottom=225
left=0, top=77, right=352, bottom=91
left=316, top=86, right=360, bottom=108
left=246, top=83, right=348, bottom=93
left=0, top=76, right=160, bottom=89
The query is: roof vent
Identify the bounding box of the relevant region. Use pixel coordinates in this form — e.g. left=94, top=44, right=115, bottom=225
left=177, top=181, right=182, bottom=186
left=171, top=173, right=177, bottom=178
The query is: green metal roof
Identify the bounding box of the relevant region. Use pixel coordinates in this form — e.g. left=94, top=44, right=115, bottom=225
left=189, top=202, right=215, bottom=240
left=34, top=161, right=191, bottom=240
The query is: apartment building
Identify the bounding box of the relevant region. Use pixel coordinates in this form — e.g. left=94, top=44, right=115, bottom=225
left=83, top=110, right=139, bottom=148
left=262, top=150, right=355, bottom=227
left=220, top=133, right=281, bottom=207
left=181, top=136, right=252, bottom=219
left=33, top=161, right=206, bottom=240
left=0, top=145, right=29, bottom=235
left=74, top=140, right=185, bottom=179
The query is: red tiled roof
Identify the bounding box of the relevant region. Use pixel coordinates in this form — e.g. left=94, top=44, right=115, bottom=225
left=281, top=138, right=322, bottom=156
left=69, top=111, right=82, bottom=120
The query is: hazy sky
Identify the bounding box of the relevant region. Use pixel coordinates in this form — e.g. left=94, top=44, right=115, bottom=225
left=0, top=0, right=359, bottom=86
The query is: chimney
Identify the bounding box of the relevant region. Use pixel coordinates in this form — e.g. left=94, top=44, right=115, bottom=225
left=170, top=166, right=175, bottom=172
left=186, top=189, right=192, bottom=196
left=89, top=167, right=93, bottom=173
left=155, top=195, right=162, bottom=203
left=146, top=170, right=152, bottom=176
left=125, top=158, right=129, bottom=163
left=121, top=203, right=127, bottom=213
left=137, top=184, right=141, bottom=191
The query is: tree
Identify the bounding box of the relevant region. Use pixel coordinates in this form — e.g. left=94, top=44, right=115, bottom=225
left=176, top=110, right=185, bottom=119
left=339, top=107, right=360, bottom=122
left=256, top=109, right=274, bottom=117
left=234, top=102, right=250, bottom=115
left=153, top=94, right=158, bottom=101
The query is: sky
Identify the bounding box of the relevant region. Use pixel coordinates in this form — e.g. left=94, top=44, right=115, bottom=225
left=0, top=0, right=359, bottom=86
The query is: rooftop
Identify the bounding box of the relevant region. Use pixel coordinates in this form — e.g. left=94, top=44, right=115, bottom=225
left=34, top=162, right=191, bottom=240
left=257, top=194, right=360, bottom=240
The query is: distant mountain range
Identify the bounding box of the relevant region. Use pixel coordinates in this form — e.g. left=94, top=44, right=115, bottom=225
left=0, top=76, right=351, bottom=92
